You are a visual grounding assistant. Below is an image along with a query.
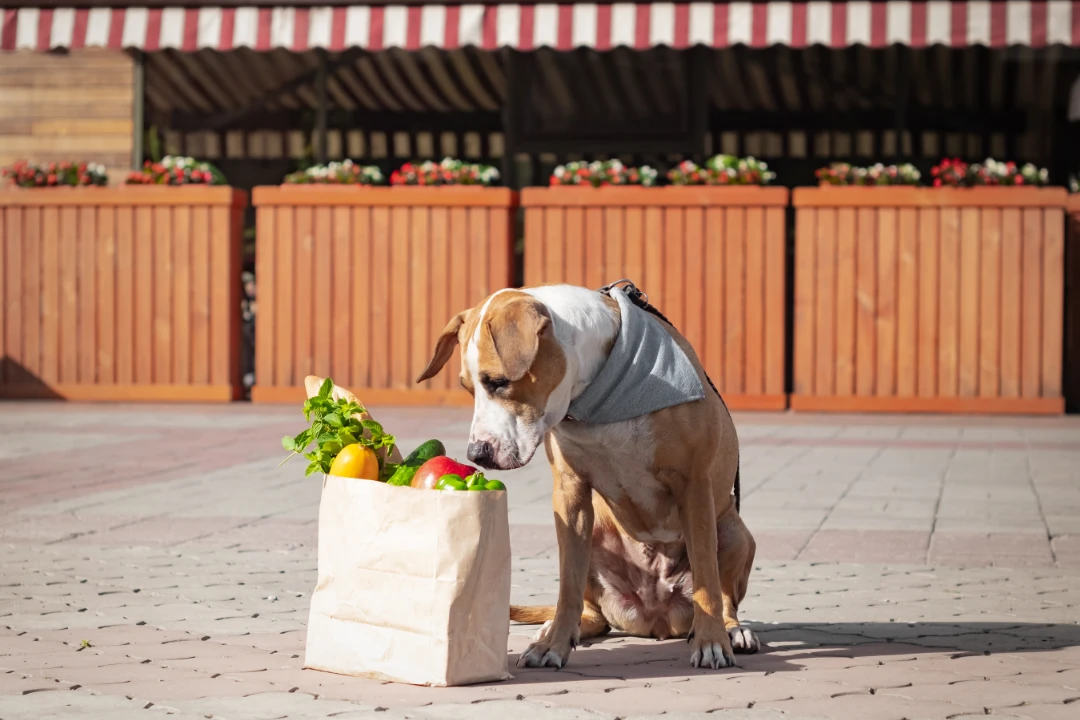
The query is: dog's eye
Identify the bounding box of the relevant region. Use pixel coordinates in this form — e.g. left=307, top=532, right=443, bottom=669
left=482, top=376, right=510, bottom=394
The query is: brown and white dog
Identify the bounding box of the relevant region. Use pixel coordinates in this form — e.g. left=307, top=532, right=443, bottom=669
left=417, top=284, right=758, bottom=670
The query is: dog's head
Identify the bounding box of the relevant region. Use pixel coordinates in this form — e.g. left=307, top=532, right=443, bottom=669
left=417, top=290, right=569, bottom=471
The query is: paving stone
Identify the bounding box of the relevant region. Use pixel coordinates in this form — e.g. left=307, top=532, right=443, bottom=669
left=5, top=406, right=1080, bottom=718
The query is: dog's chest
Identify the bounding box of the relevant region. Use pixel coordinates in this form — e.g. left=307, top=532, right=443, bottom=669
left=552, top=419, right=682, bottom=544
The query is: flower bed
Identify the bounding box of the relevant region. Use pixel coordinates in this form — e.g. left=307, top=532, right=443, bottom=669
left=0, top=184, right=247, bottom=401
left=2, top=160, right=107, bottom=187
left=125, top=156, right=227, bottom=186
left=792, top=183, right=1066, bottom=414
left=522, top=184, right=789, bottom=410
left=250, top=183, right=518, bottom=405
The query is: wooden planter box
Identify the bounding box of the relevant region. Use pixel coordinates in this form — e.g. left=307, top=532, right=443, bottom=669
left=1066, top=194, right=1080, bottom=413
left=522, top=187, right=789, bottom=411
left=0, top=186, right=246, bottom=402
left=792, top=186, right=1067, bottom=414
left=251, top=186, right=518, bottom=405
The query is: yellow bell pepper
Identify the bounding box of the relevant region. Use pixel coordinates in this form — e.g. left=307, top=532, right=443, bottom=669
left=329, top=444, right=380, bottom=480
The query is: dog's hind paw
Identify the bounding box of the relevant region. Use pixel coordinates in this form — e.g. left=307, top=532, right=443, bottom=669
left=728, top=626, right=761, bottom=654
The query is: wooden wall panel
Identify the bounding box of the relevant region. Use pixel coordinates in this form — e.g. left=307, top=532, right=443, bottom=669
left=0, top=51, right=133, bottom=181
left=522, top=187, right=789, bottom=411
left=792, top=187, right=1066, bottom=414
left=0, top=187, right=245, bottom=401
left=251, top=187, right=519, bottom=405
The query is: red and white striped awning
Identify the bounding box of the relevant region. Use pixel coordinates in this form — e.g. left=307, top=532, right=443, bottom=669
left=3, top=2, right=1079, bottom=52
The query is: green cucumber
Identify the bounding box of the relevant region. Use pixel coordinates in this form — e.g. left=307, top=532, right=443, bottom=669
left=387, top=439, right=447, bottom=486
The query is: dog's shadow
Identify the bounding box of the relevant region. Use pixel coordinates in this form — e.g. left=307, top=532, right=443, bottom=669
left=500, top=620, right=1080, bottom=685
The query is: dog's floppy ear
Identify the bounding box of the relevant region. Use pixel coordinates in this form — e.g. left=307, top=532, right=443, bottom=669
left=416, top=311, right=468, bottom=383
left=484, top=299, right=551, bottom=382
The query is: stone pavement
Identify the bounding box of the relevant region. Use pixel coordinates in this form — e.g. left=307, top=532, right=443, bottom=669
left=1, top=402, right=1079, bottom=720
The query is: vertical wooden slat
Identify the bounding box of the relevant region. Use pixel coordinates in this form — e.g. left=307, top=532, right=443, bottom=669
left=624, top=207, right=645, bottom=291
left=664, top=208, right=686, bottom=331
left=584, top=207, right=605, bottom=292
left=979, top=208, right=1002, bottom=397
left=41, top=208, right=60, bottom=384
left=742, top=207, right=764, bottom=396
left=78, top=206, right=98, bottom=384
left=1020, top=208, right=1043, bottom=397
left=814, top=208, right=837, bottom=396
left=999, top=208, right=1022, bottom=398
left=115, top=207, right=135, bottom=385
left=545, top=207, right=565, bottom=284
left=604, top=207, right=625, bottom=283
left=4, top=210, right=22, bottom=383
left=331, top=206, right=351, bottom=386
left=793, top=207, right=816, bottom=395
left=352, top=207, right=373, bottom=388
left=1041, top=208, right=1064, bottom=398
left=684, top=207, right=706, bottom=363
left=764, top=207, right=785, bottom=397
left=704, top=207, right=726, bottom=388
left=428, top=207, right=449, bottom=390
left=488, top=205, right=512, bottom=292
left=937, top=208, right=960, bottom=398
left=97, top=208, right=116, bottom=385
left=468, top=206, right=491, bottom=301
left=723, top=207, right=744, bottom=393
left=389, top=207, right=411, bottom=389
left=191, top=206, right=211, bottom=385
left=152, top=206, right=172, bottom=384
left=313, top=206, right=333, bottom=379
left=275, top=206, right=295, bottom=388
left=294, top=206, right=315, bottom=382
left=22, top=207, right=41, bottom=380
left=958, top=208, right=981, bottom=397
left=564, top=207, right=586, bottom=287
left=254, top=206, right=275, bottom=388
left=447, top=207, right=469, bottom=388
left=896, top=208, right=918, bottom=396
left=855, top=207, right=876, bottom=396
left=524, top=208, right=544, bottom=286
left=643, top=207, right=663, bottom=302
left=875, top=208, right=897, bottom=397
left=917, top=208, right=939, bottom=398
left=834, top=208, right=856, bottom=396
left=410, top=206, right=431, bottom=391
left=209, top=205, right=234, bottom=389
left=172, top=206, right=191, bottom=385
left=4, top=209, right=21, bottom=382
left=61, top=207, right=81, bottom=384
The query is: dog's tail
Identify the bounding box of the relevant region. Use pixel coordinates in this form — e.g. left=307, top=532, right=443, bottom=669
left=510, top=605, right=556, bottom=625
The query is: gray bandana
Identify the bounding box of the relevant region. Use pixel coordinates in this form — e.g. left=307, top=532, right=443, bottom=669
left=567, top=289, right=705, bottom=425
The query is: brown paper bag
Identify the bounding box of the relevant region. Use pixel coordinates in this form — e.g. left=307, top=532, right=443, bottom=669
left=301, top=377, right=511, bottom=687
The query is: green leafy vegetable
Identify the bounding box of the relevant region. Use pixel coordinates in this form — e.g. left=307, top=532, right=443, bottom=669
left=281, top=377, right=396, bottom=478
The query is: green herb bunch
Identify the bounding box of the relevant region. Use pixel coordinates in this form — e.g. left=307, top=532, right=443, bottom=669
left=281, top=378, right=396, bottom=477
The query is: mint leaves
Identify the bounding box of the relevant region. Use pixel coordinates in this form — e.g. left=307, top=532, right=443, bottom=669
left=281, top=377, right=397, bottom=478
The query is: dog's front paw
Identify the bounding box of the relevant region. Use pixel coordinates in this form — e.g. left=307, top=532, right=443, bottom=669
left=517, top=629, right=577, bottom=670
left=728, top=625, right=760, bottom=654
left=688, top=629, right=736, bottom=670
left=532, top=619, right=581, bottom=646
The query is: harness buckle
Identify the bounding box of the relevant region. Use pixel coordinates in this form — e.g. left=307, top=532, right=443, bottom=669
left=597, top=278, right=649, bottom=309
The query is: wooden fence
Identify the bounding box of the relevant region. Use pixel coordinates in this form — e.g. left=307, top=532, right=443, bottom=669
left=251, top=186, right=518, bottom=405
left=522, top=186, right=789, bottom=411
left=0, top=187, right=246, bottom=401
left=792, top=186, right=1066, bottom=414
left=1066, top=194, right=1080, bottom=413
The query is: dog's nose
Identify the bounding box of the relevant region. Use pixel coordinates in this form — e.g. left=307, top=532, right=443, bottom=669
left=467, top=441, right=494, bottom=467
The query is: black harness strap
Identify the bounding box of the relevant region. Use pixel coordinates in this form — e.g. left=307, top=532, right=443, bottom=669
left=596, top=280, right=741, bottom=515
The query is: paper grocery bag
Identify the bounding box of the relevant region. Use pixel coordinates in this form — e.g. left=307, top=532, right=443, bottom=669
left=304, top=474, right=512, bottom=686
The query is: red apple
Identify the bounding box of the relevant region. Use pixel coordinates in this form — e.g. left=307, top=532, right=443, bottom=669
left=410, top=456, right=478, bottom=490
